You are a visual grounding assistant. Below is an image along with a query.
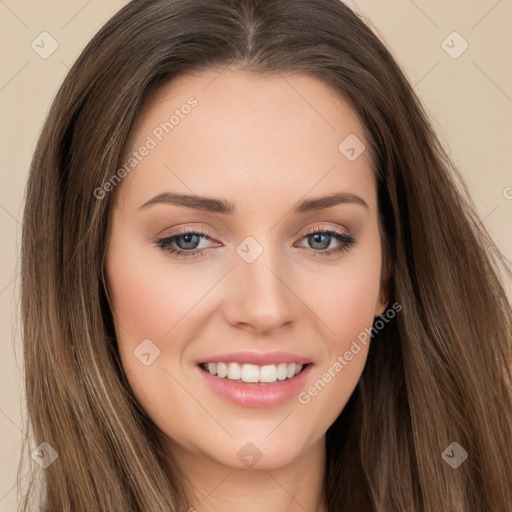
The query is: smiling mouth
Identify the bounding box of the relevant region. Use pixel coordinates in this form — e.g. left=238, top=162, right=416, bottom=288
left=198, top=361, right=311, bottom=385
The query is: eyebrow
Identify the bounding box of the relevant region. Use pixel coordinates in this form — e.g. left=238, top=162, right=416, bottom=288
left=138, top=191, right=369, bottom=214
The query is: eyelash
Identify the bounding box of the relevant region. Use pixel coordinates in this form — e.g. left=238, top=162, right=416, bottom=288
left=154, top=225, right=357, bottom=260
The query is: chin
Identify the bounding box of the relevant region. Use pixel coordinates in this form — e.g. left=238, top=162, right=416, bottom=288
left=204, top=437, right=310, bottom=471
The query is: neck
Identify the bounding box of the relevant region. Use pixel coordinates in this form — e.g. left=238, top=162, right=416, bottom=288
left=166, top=436, right=328, bottom=512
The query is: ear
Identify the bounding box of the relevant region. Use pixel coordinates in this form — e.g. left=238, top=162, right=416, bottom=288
left=374, top=287, right=389, bottom=317
left=374, top=251, right=391, bottom=317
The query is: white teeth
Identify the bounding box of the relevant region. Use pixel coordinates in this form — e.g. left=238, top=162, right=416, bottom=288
left=202, top=362, right=304, bottom=383
left=276, top=363, right=288, bottom=380
left=241, top=364, right=260, bottom=383
left=216, top=362, right=228, bottom=378
left=227, top=362, right=241, bottom=380
left=260, top=364, right=277, bottom=382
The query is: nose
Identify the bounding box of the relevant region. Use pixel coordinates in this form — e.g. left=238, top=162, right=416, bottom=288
left=223, top=243, right=296, bottom=335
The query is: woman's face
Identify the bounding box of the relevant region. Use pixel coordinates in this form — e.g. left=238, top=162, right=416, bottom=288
left=105, top=69, right=387, bottom=470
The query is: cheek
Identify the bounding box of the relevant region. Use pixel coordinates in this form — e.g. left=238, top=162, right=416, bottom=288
left=105, top=244, right=207, bottom=438
left=105, top=243, right=211, bottom=348
left=308, top=239, right=383, bottom=351
left=329, top=266, right=380, bottom=346
left=295, top=239, right=381, bottom=426
left=104, top=239, right=209, bottom=403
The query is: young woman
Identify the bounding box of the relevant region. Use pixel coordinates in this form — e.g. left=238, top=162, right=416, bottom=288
left=18, top=0, right=512, bottom=511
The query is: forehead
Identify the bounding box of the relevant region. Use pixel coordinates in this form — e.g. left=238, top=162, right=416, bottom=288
left=115, top=69, right=376, bottom=215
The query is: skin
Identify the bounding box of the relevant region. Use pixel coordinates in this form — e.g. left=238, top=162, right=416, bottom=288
left=104, top=68, right=388, bottom=512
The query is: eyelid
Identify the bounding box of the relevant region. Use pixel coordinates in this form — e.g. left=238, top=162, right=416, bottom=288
left=156, top=223, right=351, bottom=244
left=155, top=222, right=356, bottom=260
left=155, top=224, right=218, bottom=241
left=301, top=224, right=350, bottom=236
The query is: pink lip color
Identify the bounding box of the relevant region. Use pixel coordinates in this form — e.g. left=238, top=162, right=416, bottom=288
left=196, top=351, right=312, bottom=366
left=196, top=363, right=313, bottom=408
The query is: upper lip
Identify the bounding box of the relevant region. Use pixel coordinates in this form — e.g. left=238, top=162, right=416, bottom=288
left=197, top=351, right=312, bottom=366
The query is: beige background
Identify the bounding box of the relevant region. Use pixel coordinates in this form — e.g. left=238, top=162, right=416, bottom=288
left=1, top=1, right=511, bottom=509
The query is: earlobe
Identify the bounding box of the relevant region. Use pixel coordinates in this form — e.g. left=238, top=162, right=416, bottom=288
left=374, top=303, right=389, bottom=318
left=374, top=287, right=389, bottom=318
left=375, top=254, right=391, bottom=317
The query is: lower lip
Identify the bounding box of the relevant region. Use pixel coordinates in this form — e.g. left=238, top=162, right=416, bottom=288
left=197, top=364, right=313, bottom=408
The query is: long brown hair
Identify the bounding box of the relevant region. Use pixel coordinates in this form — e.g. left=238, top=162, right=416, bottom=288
left=18, top=0, right=512, bottom=510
